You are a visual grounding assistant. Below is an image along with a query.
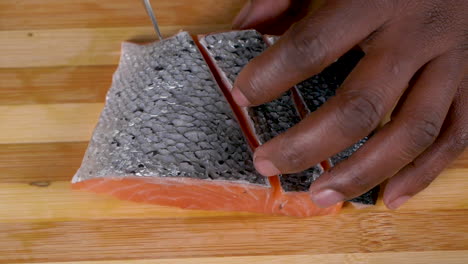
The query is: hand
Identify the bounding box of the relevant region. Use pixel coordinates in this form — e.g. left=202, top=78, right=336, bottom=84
left=231, top=0, right=467, bottom=209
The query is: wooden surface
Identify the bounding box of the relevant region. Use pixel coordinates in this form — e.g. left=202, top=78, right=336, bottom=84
left=0, top=1, right=467, bottom=263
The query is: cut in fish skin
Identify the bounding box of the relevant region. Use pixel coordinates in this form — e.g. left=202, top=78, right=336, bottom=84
left=198, top=30, right=339, bottom=214
left=199, top=32, right=306, bottom=146
left=330, top=137, right=368, bottom=166
left=73, top=31, right=341, bottom=217
left=73, top=32, right=276, bottom=215
left=199, top=30, right=300, bottom=144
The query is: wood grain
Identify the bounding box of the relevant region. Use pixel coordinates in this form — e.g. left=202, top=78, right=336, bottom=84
left=0, top=142, right=87, bottom=183
left=22, top=251, right=468, bottom=264
left=0, top=103, right=102, bottom=144
left=450, top=149, right=468, bottom=169
left=0, top=66, right=113, bottom=105
left=0, top=181, right=253, bottom=224
left=1, top=210, right=467, bottom=262
left=0, top=25, right=229, bottom=68
left=0, top=0, right=243, bottom=31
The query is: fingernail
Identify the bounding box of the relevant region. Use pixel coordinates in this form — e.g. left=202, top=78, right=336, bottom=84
left=311, top=189, right=345, bottom=208
left=254, top=156, right=281, bottom=176
left=387, top=195, right=411, bottom=210
left=232, top=1, right=252, bottom=29
left=231, top=87, right=251, bottom=106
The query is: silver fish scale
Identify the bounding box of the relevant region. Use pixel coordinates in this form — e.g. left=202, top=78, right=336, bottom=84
left=295, top=76, right=337, bottom=112
left=73, top=32, right=266, bottom=186
left=296, top=49, right=364, bottom=112
left=201, top=30, right=300, bottom=143
left=247, top=91, right=300, bottom=143
left=280, top=165, right=324, bottom=192
left=201, top=30, right=267, bottom=84
left=201, top=30, right=325, bottom=192
left=330, top=137, right=368, bottom=166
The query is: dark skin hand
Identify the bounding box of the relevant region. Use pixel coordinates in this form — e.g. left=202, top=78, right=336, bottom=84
left=231, top=0, right=467, bottom=209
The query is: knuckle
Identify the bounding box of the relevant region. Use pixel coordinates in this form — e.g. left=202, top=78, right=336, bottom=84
left=287, top=25, right=329, bottom=70
left=450, top=129, right=468, bottom=152
left=404, top=115, right=441, bottom=155
left=417, top=169, right=440, bottom=190
left=335, top=89, right=385, bottom=139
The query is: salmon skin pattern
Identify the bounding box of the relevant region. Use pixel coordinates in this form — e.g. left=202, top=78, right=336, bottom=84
left=72, top=31, right=341, bottom=217
left=199, top=31, right=327, bottom=193
left=73, top=32, right=264, bottom=186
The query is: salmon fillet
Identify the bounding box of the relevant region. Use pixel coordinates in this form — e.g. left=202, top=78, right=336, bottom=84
left=72, top=31, right=341, bottom=217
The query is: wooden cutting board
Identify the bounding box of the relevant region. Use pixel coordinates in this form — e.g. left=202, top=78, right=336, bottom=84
left=0, top=1, right=467, bottom=263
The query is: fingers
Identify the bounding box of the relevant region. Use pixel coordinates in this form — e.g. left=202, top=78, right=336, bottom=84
left=253, top=41, right=427, bottom=176
left=232, top=0, right=292, bottom=30
left=383, top=77, right=467, bottom=209
left=307, top=53, right=465, bottom=208
left=232, top=0, right=391, bottom=106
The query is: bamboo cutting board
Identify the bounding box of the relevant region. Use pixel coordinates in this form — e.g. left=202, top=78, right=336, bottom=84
left=0, top=1, right=467, bottom=263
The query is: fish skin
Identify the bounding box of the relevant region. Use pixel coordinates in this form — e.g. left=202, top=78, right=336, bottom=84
left=200, top=30, right=267, bottom=85
left=280, top=165, right=324, bottom=192
left=294, top=49, right=364, bottom=113
left=264, top=35, right=379, bottom=205
left=73, top=30, right=343, bottom=216
left=73, top=32, right=266, bottom=186
left=330, top=137, right=368, bottom=166
left=349, top=185, right=381, bottom=206
left=199, top=31, right=325, bottom=193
